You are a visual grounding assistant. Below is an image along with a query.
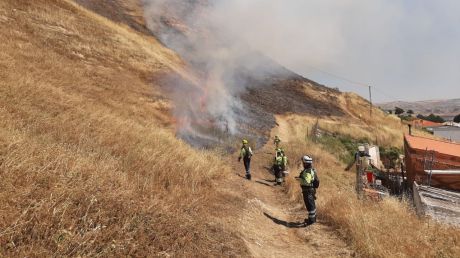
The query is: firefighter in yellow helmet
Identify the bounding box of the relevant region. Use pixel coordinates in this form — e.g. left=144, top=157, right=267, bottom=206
left=273, top=148, right=288, bottom=185
left=238, top=139, right=253, bottom=180
left=274, top=135, right=281, bottom=148
left=298, top=155, right=320, bottom=225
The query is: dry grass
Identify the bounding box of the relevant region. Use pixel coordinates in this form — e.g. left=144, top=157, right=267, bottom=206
left=279, top=115, right=460, bottom=258
left=317, top=118, right=403, bottom=148
left=0, top=0, right=247, bottom=256
left=3, top=0, right=458, bottom=256
left=275, top=113, right=403, bottom=164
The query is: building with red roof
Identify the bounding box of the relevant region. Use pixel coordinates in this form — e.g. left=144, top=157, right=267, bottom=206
left=404, top=134, right=460, bottom=191
left=411, top=119, right=444, bottom=129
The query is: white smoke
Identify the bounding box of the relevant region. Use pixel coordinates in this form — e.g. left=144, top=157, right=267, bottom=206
left=142, top=0, right=287, bottom=146
left=206, top=0, right=460, bottom=101
left=142, top=0, right=460, bottom=146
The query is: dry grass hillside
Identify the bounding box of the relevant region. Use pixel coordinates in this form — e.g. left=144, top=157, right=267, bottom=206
left=2, top=0, right=460, bottom=257
left=0, top=0, right=247, bottom=256
left=74, top=0, right=150, bottom=35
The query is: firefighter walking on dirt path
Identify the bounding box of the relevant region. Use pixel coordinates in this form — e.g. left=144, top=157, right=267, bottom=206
left=238, top=139, right=253, bottom=180
left=273, top=148, right=288, bottom=185
left=274, top=135, right=281, bottom=148
left=298, top=155, right=320, bottom=225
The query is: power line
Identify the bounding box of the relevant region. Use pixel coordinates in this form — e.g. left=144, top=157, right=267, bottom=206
left=303, top=64, right=401, bottom=102
left=372, top=87, right=401, bottom=103
left=303, top=64, right=369, bottom=88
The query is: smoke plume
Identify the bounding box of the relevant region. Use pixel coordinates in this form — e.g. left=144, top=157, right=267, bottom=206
left=142, top=0, right=288, bottom=147
left=144, top=0, right=460, bottom=106
left=143, top=0, right=460, bottom=146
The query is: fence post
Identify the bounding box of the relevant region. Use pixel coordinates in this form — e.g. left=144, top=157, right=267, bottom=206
left=356, top=157, right=365, bottom=199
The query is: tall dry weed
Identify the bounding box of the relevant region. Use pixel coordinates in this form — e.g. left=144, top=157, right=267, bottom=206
left=0, top=0, right=247, bottom=256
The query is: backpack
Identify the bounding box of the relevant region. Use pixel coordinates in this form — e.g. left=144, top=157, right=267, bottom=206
left=243, top=146, right=252, bottom=158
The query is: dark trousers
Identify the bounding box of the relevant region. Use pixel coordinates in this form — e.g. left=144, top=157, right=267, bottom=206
left=302, top=187, right=316, bottom=223
left=243, top=157, right=251, bottom=175
left=273, top=165, right=284, bottom=184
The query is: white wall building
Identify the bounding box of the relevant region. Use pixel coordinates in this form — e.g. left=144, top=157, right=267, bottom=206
left=365, top=145, right=383, bottom=169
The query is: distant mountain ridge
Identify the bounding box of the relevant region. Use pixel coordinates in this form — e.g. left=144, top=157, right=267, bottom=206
left=378, top=99, right=460, bottom=117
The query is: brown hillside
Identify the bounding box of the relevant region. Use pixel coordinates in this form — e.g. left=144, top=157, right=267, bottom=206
left=0, top=0, right=247, bottom=256
left=3, top=1, right=456, bottom=257
left=74, top=0, right=150, bottom=35
left=71, top=0, right=402, bottom=149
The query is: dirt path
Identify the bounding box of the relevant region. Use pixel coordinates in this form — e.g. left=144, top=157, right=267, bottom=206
left=224, top=146, right=353, bottom=258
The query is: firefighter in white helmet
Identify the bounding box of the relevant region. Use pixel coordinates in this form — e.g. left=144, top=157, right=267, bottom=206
left=299, top=155, right=320, bottom=225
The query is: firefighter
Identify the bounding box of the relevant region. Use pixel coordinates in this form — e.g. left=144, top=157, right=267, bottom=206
left=273, top=148, right=288, bottom=185
left=354, top=145, right=371, bottom=197
left=345, top=145, right=371, bottom=171
left=274, top=135, right=281, bottom=148
left=238, top=139, right=253, bottom=180
left=299, top=155, right=320, bottom=225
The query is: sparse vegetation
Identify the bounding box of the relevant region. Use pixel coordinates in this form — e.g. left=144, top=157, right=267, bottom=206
left=454, top=114, right=460, bottom=123
left=317, top=133, right=365, bottom=164
left=395, top=107, right=405, bottom=115
left=417, top=113, right=446, bottom=123
left=380, top=146, right=403, bottom=168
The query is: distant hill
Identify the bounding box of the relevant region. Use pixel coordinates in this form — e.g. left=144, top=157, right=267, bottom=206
left=378, top=99, right=460, bottom=118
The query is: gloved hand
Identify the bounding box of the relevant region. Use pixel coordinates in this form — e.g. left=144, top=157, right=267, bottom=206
left=238, top=157, right=241, bottom=162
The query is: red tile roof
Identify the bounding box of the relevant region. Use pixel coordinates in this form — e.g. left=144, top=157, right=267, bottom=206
left=412, top=119, right=443, bottom=128
left=405, top=134, right=460, bottom=157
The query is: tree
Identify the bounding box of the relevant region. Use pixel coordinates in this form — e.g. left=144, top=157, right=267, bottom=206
left=427, top=113, right=445, bottom=123
left=394, top=107, right=404, bottom=115
left=407, top=109, right=414, bottom=115
left=454, top=114, right=460, bottom=123
left=417, top=113, right=445, bottom=123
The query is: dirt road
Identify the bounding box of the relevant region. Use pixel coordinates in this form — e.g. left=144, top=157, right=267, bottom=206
left=224, top=146, right=353, bottom=258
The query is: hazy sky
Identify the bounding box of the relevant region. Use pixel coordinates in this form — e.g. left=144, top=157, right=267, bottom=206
left=212, top=0, right=460, bottom=102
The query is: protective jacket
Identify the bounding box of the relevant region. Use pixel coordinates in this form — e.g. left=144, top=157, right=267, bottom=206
left=240, top=146, right=253, bottom=160
left=274, top=153, right=287, bottom=168
left=299, top=168, right=319, bottom=188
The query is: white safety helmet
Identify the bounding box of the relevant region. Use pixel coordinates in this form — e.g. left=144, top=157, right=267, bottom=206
left=358, top=145, right=365, bottom=152
left=302, top=155, right=313, bottom=164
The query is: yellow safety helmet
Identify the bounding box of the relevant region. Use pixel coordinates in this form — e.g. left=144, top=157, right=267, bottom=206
left=242, top=139, right=248, bottom=144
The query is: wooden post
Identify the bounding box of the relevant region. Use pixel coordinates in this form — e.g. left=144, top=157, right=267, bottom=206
left=369, top=85, right=373, bottom=119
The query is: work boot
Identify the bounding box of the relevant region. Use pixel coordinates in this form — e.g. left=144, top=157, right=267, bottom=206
left=246, top=173, right=251, bottom=180
left=275, top=178, right=282, bottom=185
left=305, top=218, right=315, bottom=226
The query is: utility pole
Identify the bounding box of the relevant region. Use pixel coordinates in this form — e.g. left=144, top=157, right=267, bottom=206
left=368, top=85, right=373, bottom=119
